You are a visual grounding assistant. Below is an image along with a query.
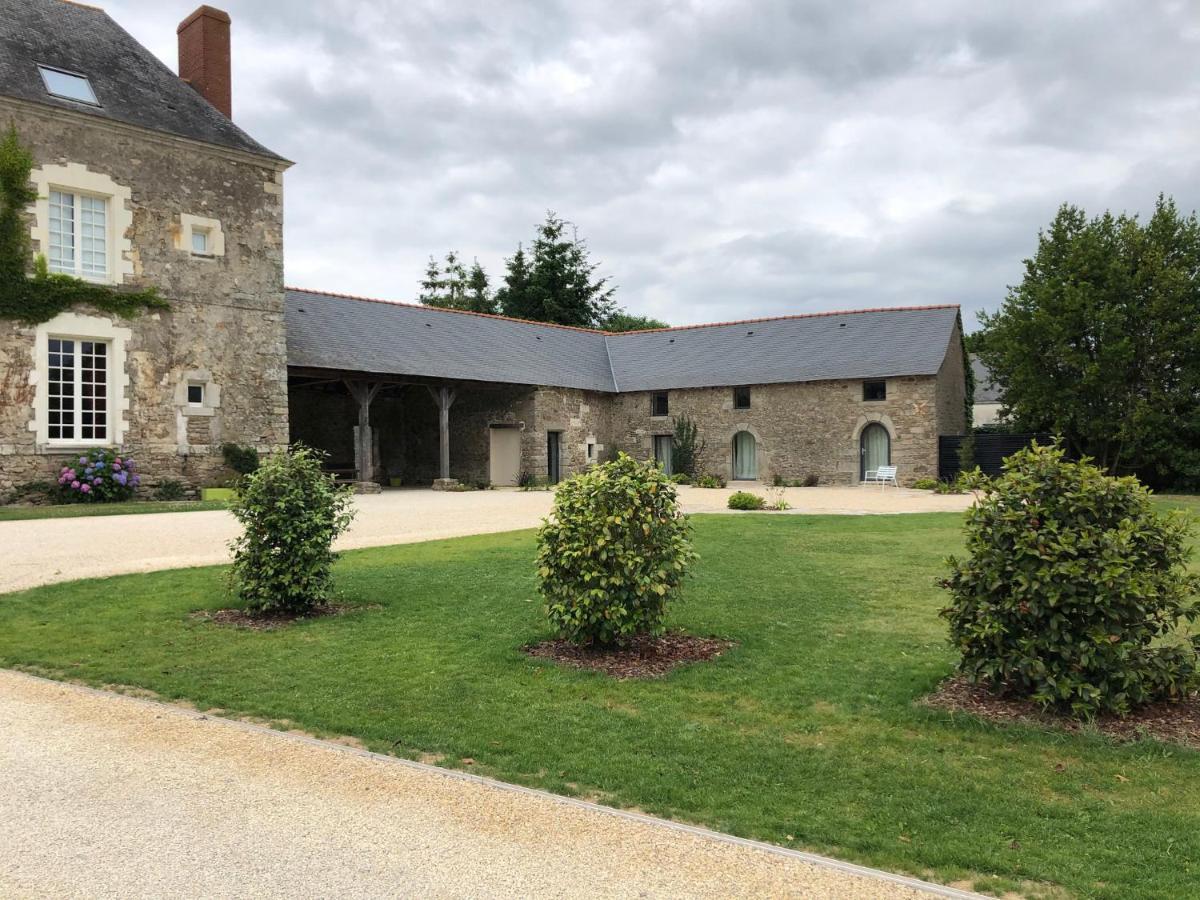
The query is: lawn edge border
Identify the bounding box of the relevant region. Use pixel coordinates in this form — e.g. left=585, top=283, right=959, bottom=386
left=8, top=669, right=987, bottom=900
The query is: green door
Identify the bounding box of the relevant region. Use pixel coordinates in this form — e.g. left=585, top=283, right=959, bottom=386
left=732, top=431, right=757, bottom=480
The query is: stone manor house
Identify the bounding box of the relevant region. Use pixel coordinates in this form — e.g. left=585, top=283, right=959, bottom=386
left=0, top=1, right=967, bottom=495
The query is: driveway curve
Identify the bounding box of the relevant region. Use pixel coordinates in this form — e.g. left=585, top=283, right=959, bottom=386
left=0, top=486, right=971, bottom=594
left=0, top=670, right=982, bottom=899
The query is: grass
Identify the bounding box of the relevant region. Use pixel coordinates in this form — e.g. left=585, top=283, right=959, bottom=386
left=0, top=500, right=229, bottom=521
left=1, top=509, right=1198, bottom=899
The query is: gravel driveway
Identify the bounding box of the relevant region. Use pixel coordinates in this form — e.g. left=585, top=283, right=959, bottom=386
left=0, top=486, right=971, bottom=594
left=0, top=670, right=980, bottom=899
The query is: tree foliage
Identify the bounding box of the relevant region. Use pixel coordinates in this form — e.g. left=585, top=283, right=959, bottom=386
left=0, top=126, right=165, bottom=324
left=418, top=251, right=499, bottom=314
left=975, top=197, right=1200, bottom=486
left=603, top=311, right=669, bottom=332
left=536, top=453, right=697, bottom=646
left=941, top=443, right=1200, bottom=717
left=229, top=445, right=355, bottom=614
left=496, top=212, right=617, bottom=328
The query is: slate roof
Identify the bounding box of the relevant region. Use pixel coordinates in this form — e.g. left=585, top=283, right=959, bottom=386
left=971, top=355, right=1002, bottom=403
left=286, top=289, right=961, bottom=393
left=0, top=0, right=283, bottom=160
left=286, top=289, right=619, bottom=391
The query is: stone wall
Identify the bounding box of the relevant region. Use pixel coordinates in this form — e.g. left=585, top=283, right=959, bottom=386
left=934, top=317, right=968, bottom=437
left=0, top=98, right=289, bottom=497
left=607, top=376, right=947, bottom=486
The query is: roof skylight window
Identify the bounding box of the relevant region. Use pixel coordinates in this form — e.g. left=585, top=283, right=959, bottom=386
left=38, top=65, right=99, bottom=105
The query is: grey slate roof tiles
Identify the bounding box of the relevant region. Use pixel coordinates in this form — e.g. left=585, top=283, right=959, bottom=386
left=286, top=289, right=961, bottom=393
left=0, top=0, right=283, bottom=160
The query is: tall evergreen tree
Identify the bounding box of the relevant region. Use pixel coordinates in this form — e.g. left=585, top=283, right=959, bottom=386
left=977, top=196, right=1200, bottom=486
left=464, top=259, right=497, bottom=314
left=496, top=213, right=616, bottom=328
left=418, top=251, right=469, bottom=309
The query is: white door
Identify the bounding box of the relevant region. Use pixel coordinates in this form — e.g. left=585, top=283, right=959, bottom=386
left=489, top=427, right=522, bottom=486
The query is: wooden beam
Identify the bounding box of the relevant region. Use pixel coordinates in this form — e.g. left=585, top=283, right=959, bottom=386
left=426, top=385, right=457, bottom=481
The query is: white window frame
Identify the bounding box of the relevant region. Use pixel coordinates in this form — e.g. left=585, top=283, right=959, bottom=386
left=29, top=163, right=133, bottom=286
left=178, top=213, right=225, bottom=258
left=30, top=312, right=131, bottom=450
left=187, top=383, right=206, bottom=407
left=47, top=187, right=110, bottom=280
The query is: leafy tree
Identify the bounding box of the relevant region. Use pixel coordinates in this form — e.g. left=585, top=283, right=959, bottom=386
left=975, top=197, right=1200, bottom=486
left=603, top=310, right=669, bottom=332
left=497, top=212, right=617, bottom=328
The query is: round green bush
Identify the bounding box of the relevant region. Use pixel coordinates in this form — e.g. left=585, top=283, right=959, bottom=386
left=536, top=452, right=697, bottom=647
left=727, top=491, right=766, bottom=510
left=941, top=443, right=1200, bottom=717
left=229, top=445, right=355, bottom=614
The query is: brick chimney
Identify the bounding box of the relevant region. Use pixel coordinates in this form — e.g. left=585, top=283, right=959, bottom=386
left=177, top=6, right=232, bottom=118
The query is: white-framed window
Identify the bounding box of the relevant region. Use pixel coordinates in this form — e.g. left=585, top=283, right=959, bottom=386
left=191, top=227, right=210, bottom=255
left=187, top=383, right=205, bottom=406
left=178, top=214, right=225, bottom=258
left=30, top=164, right=132, bottom=286
left=47, top=336, right=110, bottom=443
left=32, top=312, right=131, bottom=450
left=48, top=189, right=109, bottom=279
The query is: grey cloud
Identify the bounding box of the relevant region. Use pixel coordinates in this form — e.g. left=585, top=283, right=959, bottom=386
left=105, top=0, right=1200, bottom=329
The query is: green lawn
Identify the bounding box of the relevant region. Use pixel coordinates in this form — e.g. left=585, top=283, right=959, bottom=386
left=1, top=511, right=1198, bottom=899
left=0, top=500, right=228, bottom=521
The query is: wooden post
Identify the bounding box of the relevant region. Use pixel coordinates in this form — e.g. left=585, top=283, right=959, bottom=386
left=426, top=385, right=457, bottom=487
left=345, top=380, right=382, bottom=486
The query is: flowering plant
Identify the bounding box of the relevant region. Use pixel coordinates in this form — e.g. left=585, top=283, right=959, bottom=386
left=57, top=448, right=140, bottom=503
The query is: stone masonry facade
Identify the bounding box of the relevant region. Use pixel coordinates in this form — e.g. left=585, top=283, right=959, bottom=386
left=0, top=98, right=290, bottom=496
left=288, top=317, right=965, bottom=488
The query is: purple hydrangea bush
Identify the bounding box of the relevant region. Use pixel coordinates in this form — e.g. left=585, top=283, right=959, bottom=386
left=57, top=448, right=140, bottom=503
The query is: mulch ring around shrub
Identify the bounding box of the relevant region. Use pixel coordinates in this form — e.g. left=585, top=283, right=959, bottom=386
left=525, top=631, right=736, bottom=679
left=191, top=603, right=382, bottom=631
left=922, top=675, right=1200, bottom=750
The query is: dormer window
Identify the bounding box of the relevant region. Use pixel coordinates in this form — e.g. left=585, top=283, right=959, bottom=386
left=38, top=65, right=99, bottom=106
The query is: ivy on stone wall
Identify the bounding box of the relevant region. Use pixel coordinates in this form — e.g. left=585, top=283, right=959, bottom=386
left=0, top=125, right=166, bottom=324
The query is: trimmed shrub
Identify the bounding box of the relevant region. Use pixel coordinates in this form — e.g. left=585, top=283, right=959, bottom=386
left=536, top=452, right=697, bottom=646
left=229, top=445, right=355, bottom=614
left=694, top=473, right=726, bottom=489
left=941, top=443, right=1200, bottom=717
left=154, top=479, right=186, bottom=501
left=221, top=443, right=260, bottom=476
left=668, top=472, right=691, bottom=485
left=912, top=477, right=940, bottom=490
left=55, top=449, right=139, bottom=502
left=727, top=491, right=766, bottom=510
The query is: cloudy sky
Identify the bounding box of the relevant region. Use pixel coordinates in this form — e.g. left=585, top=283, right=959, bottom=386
left=105, top=0, right=1198, bottom=329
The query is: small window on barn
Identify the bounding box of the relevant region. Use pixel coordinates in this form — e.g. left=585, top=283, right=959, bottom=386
left=863, top=380, right=886, bottom=401
left=587, top=442, right=596, bottom=461
left=651, top=392, right=669, bottom=417
left=187, top=384, right=205, bottom=406
left=733, top=386, right=751, bottom=409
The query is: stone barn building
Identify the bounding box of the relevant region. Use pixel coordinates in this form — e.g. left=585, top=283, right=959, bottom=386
left=0, top=1, right=967, bottom=497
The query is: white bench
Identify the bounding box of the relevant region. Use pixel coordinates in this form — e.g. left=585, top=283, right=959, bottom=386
left=862, top=465, right=898, bottom=489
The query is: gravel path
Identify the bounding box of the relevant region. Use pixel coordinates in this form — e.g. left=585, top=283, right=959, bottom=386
left=0, top=670, right=980, bottom=899
left=0, top=486, right=970, bottom=594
